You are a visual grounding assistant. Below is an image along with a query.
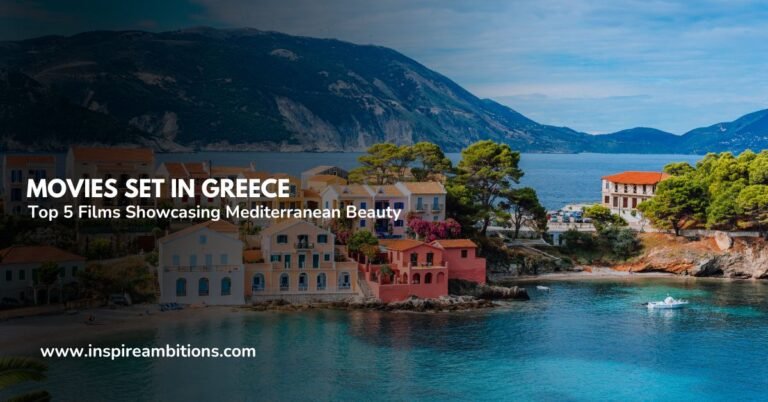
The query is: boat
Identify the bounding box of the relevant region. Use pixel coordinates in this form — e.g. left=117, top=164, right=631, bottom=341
left=536, top=285, right=550, bottom=291
left=647, top=296, right=689, bottom=309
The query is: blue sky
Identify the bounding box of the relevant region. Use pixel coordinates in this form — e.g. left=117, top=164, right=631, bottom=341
left=2, top=0, right=768, bottom=134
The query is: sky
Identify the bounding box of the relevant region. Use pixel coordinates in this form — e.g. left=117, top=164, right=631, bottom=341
left=2, top=0, right=768, bottom=134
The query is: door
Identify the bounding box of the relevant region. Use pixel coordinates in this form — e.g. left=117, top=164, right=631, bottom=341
left=312, top=254, right=319, bottom=268
left=298, top=254, right=306, bottom=269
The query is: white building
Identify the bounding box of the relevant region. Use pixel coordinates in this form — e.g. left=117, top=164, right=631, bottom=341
left=2, top=155, right=57, bottom=215
left=158, top=220, right=245, bottom=305
left=394, top=181, right=447, bottom=222
left=0, top=245, right=85, bottom=304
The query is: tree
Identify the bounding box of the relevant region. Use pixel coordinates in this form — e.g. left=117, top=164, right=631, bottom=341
left=663, top=162, right=694, bottom=176
left=583, top=204, right=627, bottom=232
left=410, top=142, right=452, bottom=181
left=347, top=231, right=378, bottom=254
left=78, top=258, right=155, bottom=304
left=0, top=357, right=50, bottom=402
left=349, top=143, right=412, bottom=184
left=503, top=187, right=548, bottom=238
left=452, top=140, right=523, bottom=235
left=748, top=151, right=768, bottom=185
left=638, top=175, right=708, bottom=235
left=735, top=185, right=768, bottom=237
left=33, top=262, right=61, bottom=304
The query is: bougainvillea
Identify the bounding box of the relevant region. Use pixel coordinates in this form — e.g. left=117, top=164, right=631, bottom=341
left=407, top=217, right=462, bottom=242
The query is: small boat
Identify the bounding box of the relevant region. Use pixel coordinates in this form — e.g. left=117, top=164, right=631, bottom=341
left=647, top=296, right=689, bottom=309
left=536, top=285, right=550, bottom=291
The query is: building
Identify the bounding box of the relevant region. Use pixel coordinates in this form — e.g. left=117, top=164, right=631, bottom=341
left=0, top=245, right=85, bottom=304
left=359, top=239, right=448, bottom=302
left=155, top=161, right=220, bottom=208
left=2, top=155, right=57, bottom=215
left=369, top=185, right=407, bottom=238
left=430, top=239, right=486, bottom=284
left=601, top=171, right=670, bottom=214
left=300, top=165, right=349, bottom=189
left=65, top=147, right=155, bottom=208
left=158, top=220, right=245, bottom=305
left=320, top=184, right=374, bottom=229
left=395, top=181, right=447, bottom=222
left=245, top=220, right=358, bottom=302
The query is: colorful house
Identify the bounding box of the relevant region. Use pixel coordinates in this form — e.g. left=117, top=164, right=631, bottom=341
left=245, top=220, right=358, bottom=303
left=155, top=161, right=220, bottom=208
left=369, top=185, right=407, bottom=238
left=359, top=239, right=448, bottom=302
left=0, top=245, right=85, bottom=304
left=394, top=181, right=447, bottom=222
left=158, top=220, right=245, bottom=305
left=431, top=239, right=486, bottom=284
left=2, top=155, right=57, bottom=215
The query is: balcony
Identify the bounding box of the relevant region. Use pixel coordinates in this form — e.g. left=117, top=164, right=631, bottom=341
left=164, top=265, right=241, bottom=273
left=294, top=242, right=314, bottom=250
left=430, top=203, right=443, bottom=212
left=414, top=204, right=425, bottom=212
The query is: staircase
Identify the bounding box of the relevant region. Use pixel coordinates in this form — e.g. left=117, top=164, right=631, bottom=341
left=356, top=278, right=378, bottom=302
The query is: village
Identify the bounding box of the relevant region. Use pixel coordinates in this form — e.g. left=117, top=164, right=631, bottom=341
left=0, top=145, right=679, bottom=312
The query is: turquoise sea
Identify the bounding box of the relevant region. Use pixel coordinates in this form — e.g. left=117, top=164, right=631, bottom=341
left=6, top=278, right=768, bottom=401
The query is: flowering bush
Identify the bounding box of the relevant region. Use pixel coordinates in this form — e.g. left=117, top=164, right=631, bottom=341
left=407, top=217, right=462, bottom=242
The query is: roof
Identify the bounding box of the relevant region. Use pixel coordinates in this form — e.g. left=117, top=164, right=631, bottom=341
left=259, top=219, right=327, bottom=237
left=161, top=162, right=210, bottom=179
left=159, top=220, right=239, bottom=243
left=5, top=155, right=55, bottom=167
left=431, top=239, right=477, bottom=249
left=240, top=171, right=271, bottom=180
left=379, top=239, right=430, bottom=251
left=329, top=184, right=372, bottom=198
left=211, top=166, right=249, bottom=176
left=397, top=181, right=446, bottom=194
left=70, top=147, right=154, bottom=163
left=303, top=188, right=321, bottom=199
left=0, top=246, right=84, bottom=264
left=308, top=174, right=348, bottom=184
left=370, top=185, right=404, bottom=198
left=243, top=249, right=263, bottom=263
left=601, top=171, right=670, bottom=185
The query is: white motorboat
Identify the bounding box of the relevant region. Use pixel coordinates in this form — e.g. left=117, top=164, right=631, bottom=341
left=647, top=296, right=689, bottom=309
left=536, top=285, right=550, bottom=291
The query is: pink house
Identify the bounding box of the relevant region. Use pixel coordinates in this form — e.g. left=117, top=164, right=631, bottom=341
left=359, top=239, right=448, bottom=302
left=431, top=239, right=486, bottom=284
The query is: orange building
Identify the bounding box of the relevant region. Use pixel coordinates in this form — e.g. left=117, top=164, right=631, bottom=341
left=431, top=239, right=486, bottom=284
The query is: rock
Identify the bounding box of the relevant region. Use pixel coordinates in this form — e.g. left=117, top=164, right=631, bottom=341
left=690, top=256, right=725, bottom=277
left=714, top=231, right=733, bottom=251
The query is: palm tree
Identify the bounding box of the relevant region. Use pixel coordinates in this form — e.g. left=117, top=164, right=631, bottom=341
left=0, top=357, right=50, bottom=402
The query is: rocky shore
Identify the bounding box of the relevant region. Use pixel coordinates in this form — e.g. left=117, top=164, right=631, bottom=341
left=615, top=233, right=768, bottom=279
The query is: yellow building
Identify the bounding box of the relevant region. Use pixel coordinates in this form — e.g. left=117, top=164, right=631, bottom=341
left=245, top=219, right=358, bottom=303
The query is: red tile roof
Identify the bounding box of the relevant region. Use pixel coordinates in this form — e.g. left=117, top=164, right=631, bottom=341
left=601, top=171, right=670, bottom=185
left=70, top=147, right=154, bottom=163
left=0, top=246, right=84, bottom=264
left=379, top=239, right=428, bottom=251
left=5, top=155, right=56, bottom=167
left=431, top=239, right=477, bottom=249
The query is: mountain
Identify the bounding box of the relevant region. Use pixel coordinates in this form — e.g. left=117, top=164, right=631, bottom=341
left=0, top=27, right=766, bottom=154
left=0, top=27, right=591, bottom=152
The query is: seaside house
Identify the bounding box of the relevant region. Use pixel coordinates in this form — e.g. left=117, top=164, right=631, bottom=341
left=245, top=219, right=358, bottom=303
left=300, top=165, right=349, bottom=189
left=235, top=171, right=303, bottom=227
left=358, top=239, right=448, bottom=302
left=601, top=171, right=670, bottom=218
left=65, top=147, right=155, bottom=209
left=394, top=182, right=447, bottom=222
left=158, top=220, right=245, bottom=305
left=320, top=184, right=374, bottom=229
left=2, top=155, right=57, bottom=215
left=155, top=161, right=220, bottom=208
left=0, top=245, right=85, bottom=304
left=430, top=239, right=486, bottom=284
left=369, top=185, right=407, bottom=238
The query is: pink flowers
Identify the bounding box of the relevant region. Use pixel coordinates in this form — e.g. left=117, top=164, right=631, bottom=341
left=407, top=217, right=461, bottom=242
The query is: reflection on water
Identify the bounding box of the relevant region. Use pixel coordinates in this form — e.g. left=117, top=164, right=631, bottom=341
left=4, top=278, right=768, bottom=401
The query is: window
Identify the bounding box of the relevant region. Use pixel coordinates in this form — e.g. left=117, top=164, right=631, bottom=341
left=360, top=202, right=367, bottom=209
left=360, top=219, right=366, bottom=228
left=410, top=253, right=418, bottom=266
left=425, top=272, right=433, bottom=284
left=412, top=273, right=421, bottom=284
left=221, top=277, right=232, bottom=296
left=5, top=270, right=12, bottom=281
left=176, top=278, right=187, bottom=296
left=325, top=201, right=329, bottom=208
left=220, top=254, right=228, bottom=265
left=416, top=197, right=423, bottom=210
left=324, top=253, right=331, bottom=261
left=317, top=234, right=328, bottom=244
left=19, top=270, right=26, bottom=281
left=426, top=252, right=434, bottom=266
left=461, top=249, right=468, bottom=258
left=280, top=273, right=290, bottom=290
left=172, top=255, right=180, bottom=266
left=10, top=188, right=21, bottom=202
left=198, top=278, right=209, bottom=296
left=10, top=170, right=22, bottom=183
left=433, top=216, right=438, bottom=221
left=189, top=255, right=198, bottom=267
left=270, top=254, right=281, bottom=262
left=604, top=195, right=610, bottom=204
left=199, top=235, right=207, bottom=245
left=394, top=220, right=404, bottom=227
left=394, top=202, right=404, bottom=209
left=299, top=273, right=308, bottom=291
left=432, top=197, right=439, bottom=209
left=317, top=273, right=327, bottom=290
left=277, top=235, right=288, bottom=244
left=338, top=272, right=351, bottom=289
left=312, top=254, right=320, bottom=268
left=284, top=255, right=291, bottom=269
left=252, top=274, right=265, bottom=291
